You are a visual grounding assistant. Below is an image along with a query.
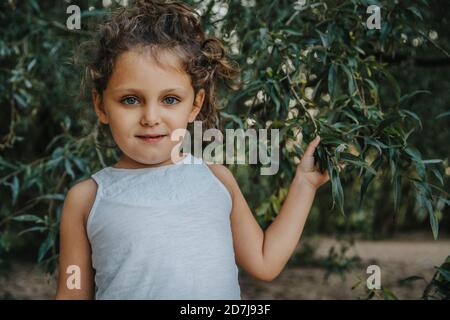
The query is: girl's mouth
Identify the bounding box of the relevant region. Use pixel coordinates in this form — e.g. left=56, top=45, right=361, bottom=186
left=136, top=134, right=167, bottom=143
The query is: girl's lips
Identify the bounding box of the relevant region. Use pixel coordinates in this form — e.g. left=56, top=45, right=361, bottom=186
left=136, top=135, right=167, bottom=143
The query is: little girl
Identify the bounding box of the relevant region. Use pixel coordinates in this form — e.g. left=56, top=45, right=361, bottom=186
left=55, top=0, right=329, bottom=300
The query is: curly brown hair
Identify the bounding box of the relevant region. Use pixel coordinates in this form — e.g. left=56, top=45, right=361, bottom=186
left=80, top=0, right=241, bottom=130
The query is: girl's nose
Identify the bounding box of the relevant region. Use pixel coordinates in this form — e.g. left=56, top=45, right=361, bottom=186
left=140, top=104, right=161, bottom=126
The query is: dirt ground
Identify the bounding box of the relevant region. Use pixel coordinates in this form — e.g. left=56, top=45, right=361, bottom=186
left=1, top=233, right=449, bottom=300
left=240, top=233, right=450, bottom=299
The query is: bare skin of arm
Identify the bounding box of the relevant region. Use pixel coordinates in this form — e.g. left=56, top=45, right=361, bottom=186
left=208, top=136, right=329, bottom=282
left=55, top=179, right=97, bottom=299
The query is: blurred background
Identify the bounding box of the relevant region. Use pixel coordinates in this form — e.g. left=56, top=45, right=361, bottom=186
left=0, top=0, right=449, bottom=299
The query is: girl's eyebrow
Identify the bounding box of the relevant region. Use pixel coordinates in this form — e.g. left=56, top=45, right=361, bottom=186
left=111, top=86, right=187, bottom=94
left=160, top=87, right=187, bottom=94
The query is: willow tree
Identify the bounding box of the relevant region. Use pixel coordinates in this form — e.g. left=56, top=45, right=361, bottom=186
left=0, top=0, right=448, bottom=274
left=214, top=0, right=448, bottom=238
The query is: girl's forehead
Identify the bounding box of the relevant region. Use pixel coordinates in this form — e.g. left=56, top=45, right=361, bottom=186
left=126, top=46, right=185, bottom=73
left=108, top=48, right=190, bottom=89
left=116, top=49, right=184, bottom=73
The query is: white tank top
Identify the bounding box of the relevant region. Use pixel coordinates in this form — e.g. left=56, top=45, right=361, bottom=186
left=87, top=153, right=241, bottom=299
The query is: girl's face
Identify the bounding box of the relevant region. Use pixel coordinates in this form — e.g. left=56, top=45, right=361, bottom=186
left=93, top=48, right=205, bottom=168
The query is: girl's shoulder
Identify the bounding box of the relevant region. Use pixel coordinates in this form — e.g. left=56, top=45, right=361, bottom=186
left=64, top=178, right=98, bottom=230
left=205, top=163, right=237, bottom=202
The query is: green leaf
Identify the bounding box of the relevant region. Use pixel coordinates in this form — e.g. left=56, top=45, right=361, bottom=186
left=360, top=155, right=383, bottom=207
left=399, top=275, right=426, bottom=285
left=364, top=137, right=388, bottom=154
left=27, top=58, right=37, bottom=72
left=36, top=194, right=65, bottom=201
left=422, top=159, right=443, bottom=164
left=314, top=144, right=328, bottom=173
left=338, top=153, right=377, bottom=175
left=399, top=90, right=430, bottom=104
left=437, top=267, right=450, bottom=282
left=328, top=64, right=337, bottom=99
left=407, top=6, right=423, bottom=20
left=381, top=70, right=401, bottom=104
left=38, top=234, right=54, bottom=263
left=316, top=30, right=328, bottom=48
left=364, top=78, right=378, bottom=104
left=64, top=159, right=75, bottom=178
left=0, top=157, right=19, bottom=170
left=429, top=208, right=439, bottom=240
left=267, top=83, right=281, bottom=113
left=220, top=111, right=244, bottom=129
left=18, top=226, right=46, bottom=237
left=415, top=161, right=426, bottom=180
left=389, top=150, right=401, bottom=212
left=29, top=0, right=40, bottom=11
left=280, top=122, right=298, bottom=140
left=431, top=167, right=444, bottom=186
left=11, top=176, right=20, bottom=206
left=343, top=109, right=359, bottom=124
left=340, top=64, right=356, bottom=96
left=329, top=164, right=344, bottom=215
left=413, top=179, right=432, bottom=199
left=382, top=287, right=398, bottom=300
left=12, top=214, right=43, bottom=223
left=399, top=109, right=423, bottom=130
left=414, top=179, right=438, bottom=239
left=13, top=93, right=27, bottom=108
left=280, top=29, right=303, bottom=36
left=80, top=9, right=107, bottom=18
left=320, top=137, right=346, bottom=146
left=393, top=172, right=401, bottom=212
left=436, top=110, right=450, bottom=119
left=405, top=146, right=422, bottom=161
left=377, top=115, right=402, bottom=132
left=73, top=158, right=87, bottom=172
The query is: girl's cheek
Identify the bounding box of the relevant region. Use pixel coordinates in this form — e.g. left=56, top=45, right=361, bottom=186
left=111, top=107, right=138, bottom=122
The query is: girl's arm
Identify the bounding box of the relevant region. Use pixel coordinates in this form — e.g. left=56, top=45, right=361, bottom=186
left=55, top=179, right=96, bottom=299
left=209, top=136, right=329, bottom=281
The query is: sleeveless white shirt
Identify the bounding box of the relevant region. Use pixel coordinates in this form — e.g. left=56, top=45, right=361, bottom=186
left=87, top=153, right=241, bottom=299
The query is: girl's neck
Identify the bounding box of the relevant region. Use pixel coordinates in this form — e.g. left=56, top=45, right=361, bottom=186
left=113, top=152, right=187, bottom=169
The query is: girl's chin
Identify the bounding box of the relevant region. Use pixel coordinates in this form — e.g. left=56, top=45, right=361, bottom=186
left=131, top=151, right=181, bottom=166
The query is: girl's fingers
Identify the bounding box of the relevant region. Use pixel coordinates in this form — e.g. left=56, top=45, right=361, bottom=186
left=299, top=155, right=315, bottom=172
left=304, top=135, right=320, bottom=157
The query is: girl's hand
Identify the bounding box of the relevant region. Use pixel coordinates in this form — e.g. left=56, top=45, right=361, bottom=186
left=294, top=136, right=330, bottom=189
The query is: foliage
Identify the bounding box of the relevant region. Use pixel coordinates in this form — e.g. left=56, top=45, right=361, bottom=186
left=399, top=254, right=450, bottom=299
left=0, top=0, right=449, bottom=278
left=422, top=255, right=450, bottom=299
left=358, top=254, right=450, bottom=300
left=289, top=238, right=362, bottom=280
left=220, top=0, right=449, bottom=239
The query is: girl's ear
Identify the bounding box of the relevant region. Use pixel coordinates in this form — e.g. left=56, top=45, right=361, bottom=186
left=188, top=88, right=205, bottom=123
left=92, top=89, right=109, bottom=124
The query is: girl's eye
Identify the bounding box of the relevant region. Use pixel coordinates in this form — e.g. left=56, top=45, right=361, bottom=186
left=121, top=96, right=139, bottom=105
left=163, top=96, right=180, bottom=105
